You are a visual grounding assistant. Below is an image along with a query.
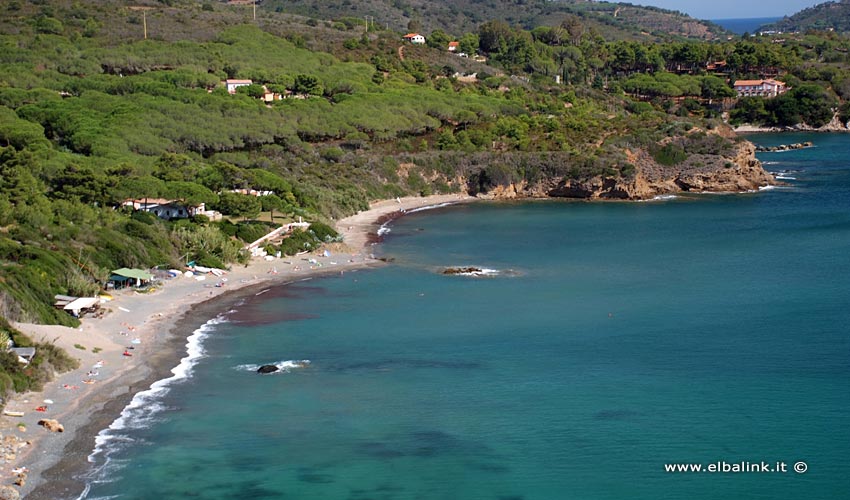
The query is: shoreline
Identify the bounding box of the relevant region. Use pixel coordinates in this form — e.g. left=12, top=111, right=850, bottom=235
left=734, top=124, right=850, bottom=133
left=7, top=193, right=470, bottom=500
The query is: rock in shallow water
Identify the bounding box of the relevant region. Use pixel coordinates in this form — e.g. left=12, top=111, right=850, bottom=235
left=442, top=267, right=483, bottom=275
left=257, top=364, right=279, bottom=374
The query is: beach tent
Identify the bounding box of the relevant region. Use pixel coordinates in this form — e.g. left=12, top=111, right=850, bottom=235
left=109, top=268, right=154, bottom=288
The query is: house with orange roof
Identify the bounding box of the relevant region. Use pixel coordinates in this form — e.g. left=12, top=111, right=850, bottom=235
left=733, top=79, right=787, bottom=98
left=448, top=41, right=460, bottom=52
left=403, top=33, right=425, bottom=44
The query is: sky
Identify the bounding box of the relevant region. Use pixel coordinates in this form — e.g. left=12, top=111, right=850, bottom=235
left=631, top=0, right=823, bottom=20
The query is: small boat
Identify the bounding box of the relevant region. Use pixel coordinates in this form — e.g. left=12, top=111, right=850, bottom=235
left=3, top=410, right=25, bottom=417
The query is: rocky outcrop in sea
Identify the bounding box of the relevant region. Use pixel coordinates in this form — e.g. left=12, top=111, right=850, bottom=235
left=755, top=142, right=813, bottom=152
left=474, top=141, right=774, bottom=201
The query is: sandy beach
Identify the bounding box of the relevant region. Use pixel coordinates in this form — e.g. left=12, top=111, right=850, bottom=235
left=1, top=193, right=472, bottom=499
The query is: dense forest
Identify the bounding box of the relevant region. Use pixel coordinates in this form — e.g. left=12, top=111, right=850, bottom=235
left=1, top=0, right=850, bottom=398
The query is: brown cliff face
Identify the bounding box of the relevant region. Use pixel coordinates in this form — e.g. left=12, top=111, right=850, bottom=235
left=474, top=141, right=774, bottom=201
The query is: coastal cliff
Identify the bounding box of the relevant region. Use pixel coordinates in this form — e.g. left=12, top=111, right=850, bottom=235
left=468, top=141, right=774, bottom=201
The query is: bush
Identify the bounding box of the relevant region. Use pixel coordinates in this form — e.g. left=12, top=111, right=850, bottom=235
left=278, top=229, right=315, bottom=255
left=195, top=254, right=226, bottom=269
left=309, top=221, right=339, bottom=242
left=235, top=222, right=271, bottom=244
left=321, top=147, right=345, bottom=163
left=651, top=143, right=688, bottom=166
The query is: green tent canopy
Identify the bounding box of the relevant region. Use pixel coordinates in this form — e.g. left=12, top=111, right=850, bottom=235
left=110, top=268, right=154, bottom=281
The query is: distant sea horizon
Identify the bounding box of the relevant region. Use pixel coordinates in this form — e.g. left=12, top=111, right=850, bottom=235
left=712, top=16, right=783, bottom=34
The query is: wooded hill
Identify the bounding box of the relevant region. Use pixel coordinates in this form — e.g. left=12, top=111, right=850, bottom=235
left=261, top=0, right=728, bottom=41
left=761, top=0, right=850, bottom=34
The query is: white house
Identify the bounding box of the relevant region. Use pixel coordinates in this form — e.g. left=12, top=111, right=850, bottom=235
left=224, top=79, right=253, bottom=94
left=403, top=33, right=425, bottom=44
left=228, top=188, right=275, bottom=196
left=121, top=198, right=202, bottom=220
left=733, top=79, right=787, bottom=98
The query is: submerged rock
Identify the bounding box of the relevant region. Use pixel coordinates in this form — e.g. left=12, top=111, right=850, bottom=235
left=257, top=364, right=279, bottom=374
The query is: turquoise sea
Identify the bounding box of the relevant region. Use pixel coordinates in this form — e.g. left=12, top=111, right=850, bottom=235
left=81, top=133, right=849, bottom=500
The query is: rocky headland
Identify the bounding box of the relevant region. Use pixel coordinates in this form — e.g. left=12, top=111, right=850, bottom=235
left=470, top=141, right=774, bottom=201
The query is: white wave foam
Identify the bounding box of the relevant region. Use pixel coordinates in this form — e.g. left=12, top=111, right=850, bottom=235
left=775, top=175, right=796, bottom=180
left=86, top=315, right=227, bottom=470
left=652, top=194, right=678, bottom=201
left=405, top=202, right=456, bottom=214
left=471, top=268, right=499, bottom=276
left=235, top=359, right=311, bottom=374
left=758, top=185, right=777, bottom=191
left=448, top=267, right=501, bottom=277
left=377, top=202, right=457, bottom=238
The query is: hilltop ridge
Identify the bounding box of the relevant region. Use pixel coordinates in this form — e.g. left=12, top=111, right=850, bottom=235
left=760, top=0, right=850, bottom=33
left=260, top=0, right=728, bottom=41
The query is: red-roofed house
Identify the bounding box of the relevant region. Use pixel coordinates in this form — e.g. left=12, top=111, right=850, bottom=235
left=706, top=60, right=727, bottom=72
left=448, top=41, right=460, bottom=52
left=733, top=79, right=787, bottom=98
left=403, top=33, right=425, bottom=44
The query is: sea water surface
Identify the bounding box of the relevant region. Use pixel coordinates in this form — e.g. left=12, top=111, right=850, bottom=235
left=712, top=17, right=782, bottom=35
left=82, top=133, right=849, bottom=500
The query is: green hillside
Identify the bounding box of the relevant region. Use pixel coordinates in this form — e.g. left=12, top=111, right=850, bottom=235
left=1, top=0, right=849, bottom=330
left=760, top=0, right=850, bottom=33
left=261, top=0, right=728, bottom=41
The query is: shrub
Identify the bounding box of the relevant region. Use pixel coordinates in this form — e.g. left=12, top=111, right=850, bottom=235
left=195, top=254, right=226, bottom=269
left=651, top=143, right=688, bottom=166
left=309, top=221, right=340, bottom=242
left=321, top=147, right=345, bottom=163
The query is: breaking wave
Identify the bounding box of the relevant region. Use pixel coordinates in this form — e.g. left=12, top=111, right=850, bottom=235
left=79, top=315, right=229, bottom=498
